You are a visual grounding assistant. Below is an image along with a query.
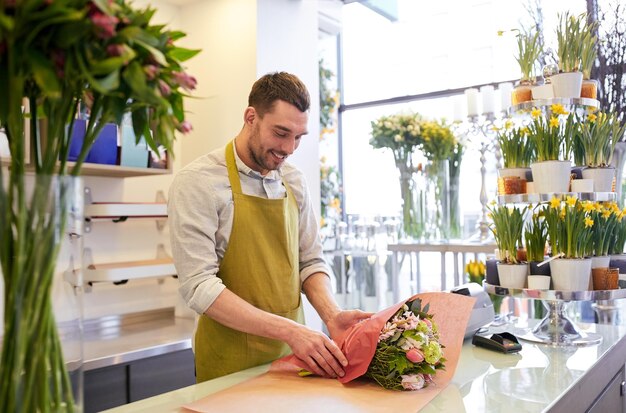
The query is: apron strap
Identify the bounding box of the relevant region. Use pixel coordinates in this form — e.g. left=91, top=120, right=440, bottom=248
left=225, top=141, right=243, bottom=195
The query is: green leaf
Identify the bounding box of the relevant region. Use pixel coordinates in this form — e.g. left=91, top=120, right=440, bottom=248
left=422, top=303, right=430, bottom=314
left=0, top=14, right=14, bottom=30
left=90, top=48, right=137, bottom=76
left=167, top=30, right=187, bottom=41
left=409, top=298, right=422, bottom=314
left=135, top=38, right=167, bottom=66
left=27, top=50, right=61, bottom=98
left=92, top=70, right=120, bottom=93
left=169, top=47, right=201, bottom=62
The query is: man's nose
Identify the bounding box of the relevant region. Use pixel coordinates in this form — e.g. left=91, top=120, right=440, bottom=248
left=280, top=136, right=297, bottom=155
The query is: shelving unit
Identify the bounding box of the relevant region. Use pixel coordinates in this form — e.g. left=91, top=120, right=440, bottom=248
left=85, top=257, right=176, bottom=284
left=85, top=202, right=167, bottom=220
left=510, top=97, right=600, bottom=113
left=497, top=192, right=617, bottom=204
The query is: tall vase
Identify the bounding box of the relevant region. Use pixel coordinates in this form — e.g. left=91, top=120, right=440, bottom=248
left=397, top=163, right=425, bottom=241
left=424, top=160, right=450, bottom=241
left=449, top=155, right=462, bottom=239
left=1, top=175, right=84, bottom=412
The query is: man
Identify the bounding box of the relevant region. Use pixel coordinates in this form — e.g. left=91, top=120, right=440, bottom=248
left=169, top=72, right=370, bottom=382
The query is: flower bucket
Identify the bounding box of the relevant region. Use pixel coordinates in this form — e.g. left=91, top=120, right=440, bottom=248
left=511, top=83, right=532, bottom=106
left=551, top=72, right=583, bottom=98
left=582, top=167, right=615, bottom=192
left=590, top=255, right=611, bottom=290
left=530, top=160, right=571, bottom=194
left=496, top=263, right=527, bottom=289
left=531, top=84, right=554, bottom=100
left=549, top=258, right=592, bottom=291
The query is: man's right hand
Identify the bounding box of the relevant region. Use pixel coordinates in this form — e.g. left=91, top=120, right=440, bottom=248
left=284, top=324, right=348, bottom=379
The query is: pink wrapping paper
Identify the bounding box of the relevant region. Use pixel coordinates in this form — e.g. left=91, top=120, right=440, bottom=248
left=182, top=292, right=475, bottom=413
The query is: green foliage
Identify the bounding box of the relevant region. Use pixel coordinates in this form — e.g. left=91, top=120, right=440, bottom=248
left=319, top=58, right=338, bottom=133
left=526, top=109, right=575, bottom=162
left=574, top=111, right=626, bottom=167
left=515, top=28, right=542, bottom=82
left=496, top=125, right=536, bottom=168
left=556, top=12, right=585, bottom=73
left=524, top=210, right=548, bottom=262
left=543, top=196, right=593, bottom=259
left=488, top=204, right=528, bottom=264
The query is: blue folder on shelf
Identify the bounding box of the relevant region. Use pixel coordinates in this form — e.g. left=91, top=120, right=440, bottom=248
left=85, top=123, right=118, bottom=165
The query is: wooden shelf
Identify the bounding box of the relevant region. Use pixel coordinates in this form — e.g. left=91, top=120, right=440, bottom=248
left=1, top=159, right=170, bottom=178
left=85, top=257, right=176, bottom=283
left=85, top=202, right=167, bottom=219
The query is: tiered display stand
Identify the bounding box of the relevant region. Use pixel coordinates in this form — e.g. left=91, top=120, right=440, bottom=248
left=485, top=97, right=623, bottom=347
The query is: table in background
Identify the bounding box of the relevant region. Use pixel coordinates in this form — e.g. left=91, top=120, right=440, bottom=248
left=388, top=241, right=496, bottom=301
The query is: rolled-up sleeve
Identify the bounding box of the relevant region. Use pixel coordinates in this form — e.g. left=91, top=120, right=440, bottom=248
left=168, top=170, right=226, bottom=314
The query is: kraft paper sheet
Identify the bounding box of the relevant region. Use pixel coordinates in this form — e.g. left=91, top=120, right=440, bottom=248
left=182, top=292, right=475, bottom=413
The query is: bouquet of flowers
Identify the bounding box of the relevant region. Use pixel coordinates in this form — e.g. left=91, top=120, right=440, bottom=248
left=285, top=292, right=475, bottom=392
left=364, top=298, right=445, bottom=390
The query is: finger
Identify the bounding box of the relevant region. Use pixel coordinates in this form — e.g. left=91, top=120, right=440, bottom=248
left=305, top=356, right=326, bottom=378
left=325, top=339, right=348, bottom=370
left=311, top=351, right=339, bottom=378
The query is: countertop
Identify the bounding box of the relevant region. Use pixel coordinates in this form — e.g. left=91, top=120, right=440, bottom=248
left=83, top=308, right=194, bottom=371
left=102, top=319, right=626, bottom=413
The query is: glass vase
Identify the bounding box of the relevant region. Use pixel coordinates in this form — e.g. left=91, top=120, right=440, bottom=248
left=449, top=169, right=461, bottom=239
left=397, top=164, right=425, bottom=241
left=424, top=160, right=450, bottom=241
left=1, top=175, right=84, bottom=412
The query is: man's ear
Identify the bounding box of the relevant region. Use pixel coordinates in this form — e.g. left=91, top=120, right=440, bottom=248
left=244, top=107, right=257, bottom=125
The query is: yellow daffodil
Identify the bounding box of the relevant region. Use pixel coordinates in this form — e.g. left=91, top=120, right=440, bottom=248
left=559, top=207, right=566, bottom=220
left=585, top=216, right=594, bottom=228
left=504, top=120, right=514, bottom=130
left=595, top=202, right=603, bottom=212
left=550, top=103, right=569, bottom=115
left=330, top=198, right=341, bottom=210
left=550, top=197, right=561, bottom=209
left=549, top=116, right=560, bottom=128
left=491, top=125, right=500, bottom=132
left=531, top=107, right=542, bottom=118
left=565, top=195, right=577, bottom=208
left=602, top=209, right=612, bottom=219
left=582, top=201, right=595, bottom=213
left=587, top=113, right=597, bottom=123
left=520, top=126, right=529, bottom=135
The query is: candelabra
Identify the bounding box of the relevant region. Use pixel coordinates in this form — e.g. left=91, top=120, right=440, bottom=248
left=455, top=83, right=514, bottom=242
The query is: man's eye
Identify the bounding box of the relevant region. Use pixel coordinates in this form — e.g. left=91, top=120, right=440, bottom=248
left=275, top=131, right=287, bottom=137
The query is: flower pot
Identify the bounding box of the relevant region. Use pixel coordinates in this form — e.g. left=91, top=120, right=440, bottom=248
left=529, top=260, right=551, bottom=276
left=592, top=267, right=619, bottom=290
left=551, top=72, right=583, bottom=99
left=527, top=275, right=551, bottom=290
left=511, top=83, right=533, bottom=106
left=530, top=160, right=572, bottom=194
left=485, top=259, right=500, bottom=285
left=531, top=84, right=554, bottom=100
left=590, top=255, right=611, bottom=290
left=580, top=79, right=598, bottom=99
left=497, top=168, right=530, bottom=194
left=582, top=167, right=615, bottom=193
left=549, top=258, right=592, bottom=291
left=497, top=263, right=528, bottom=289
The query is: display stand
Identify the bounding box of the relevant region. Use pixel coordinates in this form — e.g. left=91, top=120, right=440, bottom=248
left=484, top=283, right=626, bottom=346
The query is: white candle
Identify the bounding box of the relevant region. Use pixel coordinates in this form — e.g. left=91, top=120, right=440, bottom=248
left=480, top=85, right=495, bottom=115
left=465, top=88, right=479, bottom=117
left=452, top=95, right=464, bottom=122
left=499, top=82, right=513, bottom=113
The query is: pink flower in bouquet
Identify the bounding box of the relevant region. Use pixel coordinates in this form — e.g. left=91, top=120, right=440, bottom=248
left=172, top=71, right=198, bottom=91
left=401, top=374, right=426, bottom=390
left=406, top=348, right=424, bottom=363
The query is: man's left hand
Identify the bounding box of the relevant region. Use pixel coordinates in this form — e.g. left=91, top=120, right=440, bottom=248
left=326, top=309, right=373, bottom=343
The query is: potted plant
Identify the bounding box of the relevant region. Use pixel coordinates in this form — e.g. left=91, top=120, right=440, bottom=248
left=496, top=123, right=535, bottom=194
left=553, top=12, right=585, bottom=98
left=0, top=2, right=198, bottom=411
left=527, top=105, right=575, bottom=193
left=511, top=28, right=543, bottom=105
left=580, top=19, right=599, bottom=99
left=488, top=203, right=528, bottom=288
left=544, top=196, right=594, bottom=290
left=587, top=202, right=619, bottom=271
left=576, top=111, right=626, bottom=191
left=524, top=210, right=550, bottom=276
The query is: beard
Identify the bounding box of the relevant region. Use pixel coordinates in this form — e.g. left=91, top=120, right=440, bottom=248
left=246, top=123, right=286, bottom=173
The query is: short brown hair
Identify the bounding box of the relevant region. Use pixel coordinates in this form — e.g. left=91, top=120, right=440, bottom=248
left=248, top=72, right=310, bottom=117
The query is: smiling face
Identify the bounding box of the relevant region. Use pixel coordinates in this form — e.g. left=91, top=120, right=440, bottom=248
left=238, top=100, right=309, bottom=175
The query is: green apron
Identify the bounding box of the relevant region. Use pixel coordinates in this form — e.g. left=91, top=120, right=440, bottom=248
left=194, top=141, right=305, bottom=382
